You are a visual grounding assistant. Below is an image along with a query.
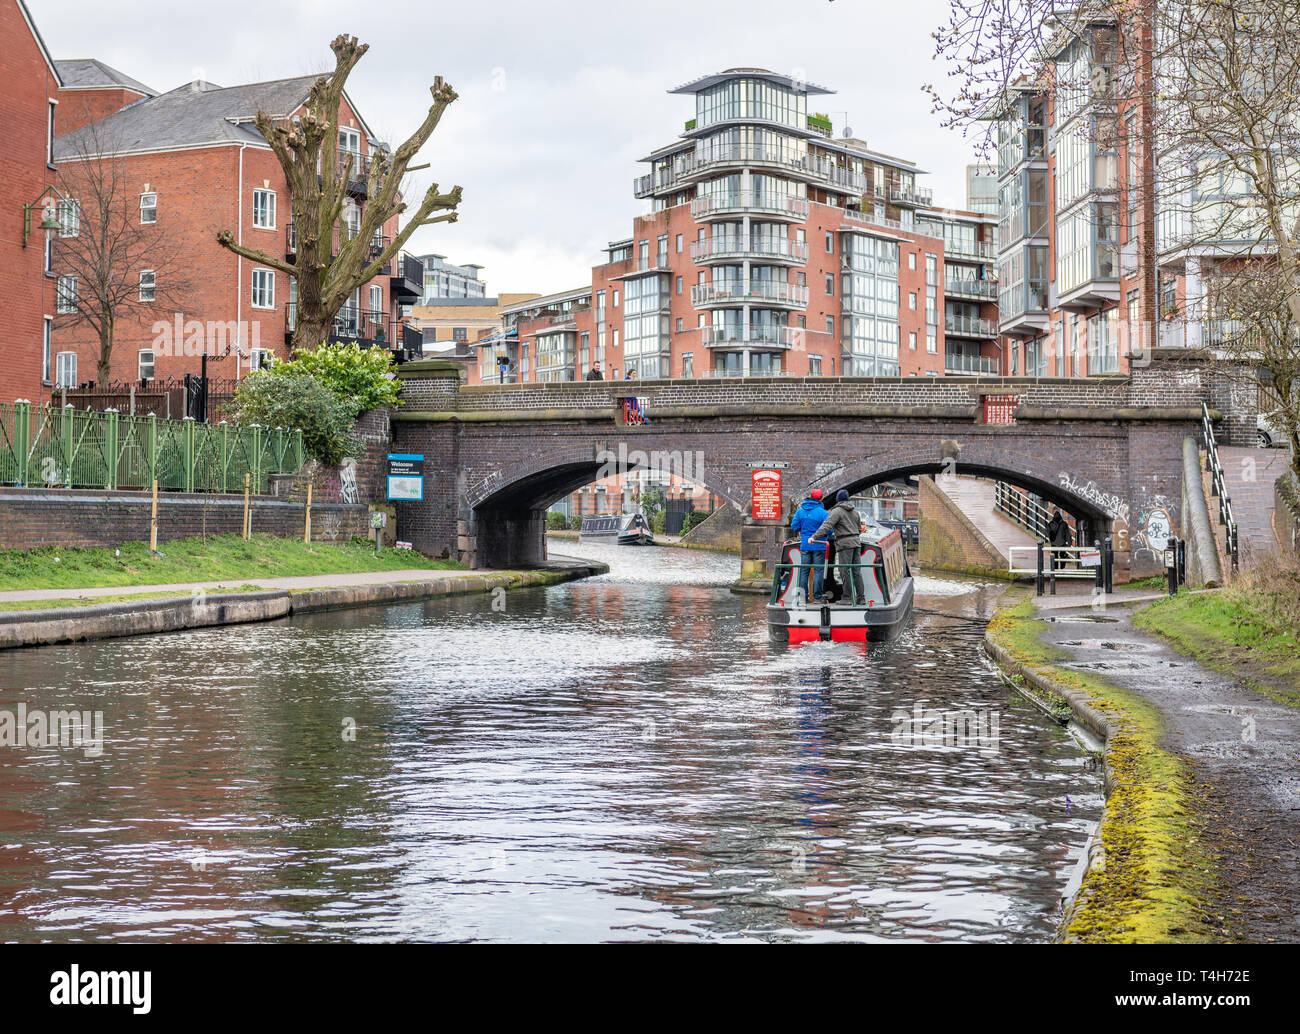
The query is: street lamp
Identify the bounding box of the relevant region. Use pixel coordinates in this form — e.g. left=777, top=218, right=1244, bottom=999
left=22, top=185, right=69, bottom=247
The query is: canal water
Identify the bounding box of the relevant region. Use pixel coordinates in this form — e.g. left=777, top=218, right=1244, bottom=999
left=0, top=539, right=1102, bottom=942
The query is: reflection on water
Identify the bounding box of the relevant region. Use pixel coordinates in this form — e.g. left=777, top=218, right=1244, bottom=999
left=0, top=538, right=1101, bottom=942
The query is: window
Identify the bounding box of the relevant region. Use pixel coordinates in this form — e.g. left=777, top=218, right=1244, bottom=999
left=57, top=199, right=79, bottom=238
left=796, top=229, right=806, bottom=244
left=42, top=317, right=52, bottom=383
left=453, top=327, right=468, bottom=342
left=825, top=231, right=834, bottom=253
left=676, top=275, right=682, bottom=295
left=675, top=234, right=683, bottom=253
left=47, top=100, right=56, bottom=165
left=825, top=274, right=834, bottom=295
left=43, top=235, right=53, bottom=276
left=251, top=268, right=275, bottom=309
left=682, top=352, right=694, bottom=378
left=675, top=317, right=683, bottom=332
left=797, top=272, right=806, bottom=288
left=613, top=328, right=619, bottom=348
left=252, top=189, right=276, bottom=229
left=249, top=349, right=271, bottom=371
left=809, top=355, right=822, bottom=375
left=908, top=252, right=917, bottom=271
left=825, top=315, right=834, bottom=335
left=55, top=351, right=77, bottom=388
left=56, top=275, right=77, bottom=313
left=138, top=270, right=155, bottom=302
left=339, top=127, right=361, bottom=154
left=370, top=284, right=382, bottom=315
left=138, top=349, right=155, bottom=380
left=140, top=192, right=157, bottom=224
left=909, top=331, right=917, bottom=350
left=613, top=290, right=619, bottom=307
left=909, top=292, right=917, bottom=310
left=927, top=334, right=937, bottom=354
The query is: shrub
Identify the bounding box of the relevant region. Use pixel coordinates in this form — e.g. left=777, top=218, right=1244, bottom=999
left=568, top=515, right=584, bottom=530
left=547, top=512, right=568, bottom=530
left=270, top=341, right=402, bottom=416
left=652, top=511, right=666, bottom=534
left=230, top=372, right=358, bottom=465
left=680, top=509, right=711, bottom=535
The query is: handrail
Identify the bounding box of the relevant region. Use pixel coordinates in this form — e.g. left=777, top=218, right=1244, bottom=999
left=1201, top=400, right=1239, bottom=571
left=1007, top=544, right=1097, bottom=577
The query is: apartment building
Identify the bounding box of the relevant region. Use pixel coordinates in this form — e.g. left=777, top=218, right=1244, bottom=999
left=48, top=69, right=420, bottom=387
left=991, top=11, right=1263, bottom=378
left=415, top=254, right=487, bottom=301
left=409, top=293, right=540, bottom=356
left=469, top=68, right=1002, bottom=384
left=0, top=0, right=63, bottom=403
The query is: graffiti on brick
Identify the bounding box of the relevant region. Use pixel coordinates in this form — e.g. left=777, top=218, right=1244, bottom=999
left=339, top=458, right=359, bottom=504
left=319, top=512, right=342, bottom=542
left=1057, top=472, right=1129, bottom=524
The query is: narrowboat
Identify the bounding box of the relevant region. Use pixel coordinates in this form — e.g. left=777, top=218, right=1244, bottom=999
left=767, top=524, right=915, bottom=643
left=579, top=512, right=655, bottom=546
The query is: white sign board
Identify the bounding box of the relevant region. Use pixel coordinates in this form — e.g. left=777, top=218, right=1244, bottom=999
left=1079, top=549, right=1101, bottom=568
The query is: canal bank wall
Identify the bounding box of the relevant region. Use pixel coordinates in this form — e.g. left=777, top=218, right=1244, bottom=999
left=0, top=561, right=608, bottom=651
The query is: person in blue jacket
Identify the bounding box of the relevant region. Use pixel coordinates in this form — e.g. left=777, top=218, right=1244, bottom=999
left=790, top=488, right=830, bottom=602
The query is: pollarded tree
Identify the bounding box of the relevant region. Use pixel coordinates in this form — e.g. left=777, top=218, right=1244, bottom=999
left=215, top=34, right=462, bottom=350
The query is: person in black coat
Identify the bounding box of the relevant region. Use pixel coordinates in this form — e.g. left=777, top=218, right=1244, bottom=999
left=585, top=362, right=603, bottom=380
left=1046, top=509, right=1072, bottom=569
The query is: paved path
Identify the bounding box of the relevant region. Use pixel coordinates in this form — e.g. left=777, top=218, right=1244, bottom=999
left=934, top=474, right=1036, bottom=566
left=1218, top=446, right=1290, bottom=566
left=0, top=569, right=479, bottom=604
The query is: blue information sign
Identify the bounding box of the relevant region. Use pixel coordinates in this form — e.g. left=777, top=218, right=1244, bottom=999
left=386, top=453, right=424, bottom=501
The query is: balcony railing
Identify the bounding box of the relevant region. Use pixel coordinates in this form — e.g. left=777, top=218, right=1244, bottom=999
left=390, top=254, right=424, bottom=302
left=944, top=351, right=1000, bottom=374
left=946, top=239, right=999, bottom=261
left=945, top=278, right=999, bottom=301
left=691, top=281, right=809, bottom=308
left=336, top=148, right=370, bottom=197
left=890, top=185, right=934, bottom=207
left=944, top=314, right=999, bottom=338
left=841, top=207, right=904, bottom=231
left=690, top=235, right=810, bottom=263
left=636, top=147, right=867, bottom=197
left=691, top=191, right=810, bottom=221
left=700, top=325, right=802, bottom=349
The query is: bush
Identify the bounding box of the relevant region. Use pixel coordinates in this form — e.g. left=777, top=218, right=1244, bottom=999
left=652, top=511, right=666, bottom=534
left=269, top=341, right=402, bottom=416
left=681, top=509, right=712, bottom=535
left=229, top=372, right=358, bottom=465
left=547, top=512, right=568, bottom=530
left=568, top=515, right=584, bottom=530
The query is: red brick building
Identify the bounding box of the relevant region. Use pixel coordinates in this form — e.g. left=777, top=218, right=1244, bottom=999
left=48, top=69, right=421, bottom=389
left=0, top=0, right=62, bottom=403
left=469, top=68, right=1002, bottom=385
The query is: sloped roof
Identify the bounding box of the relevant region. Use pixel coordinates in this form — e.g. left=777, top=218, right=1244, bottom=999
left=53, top=74, right=320, bottom=157
left=56, top=59, right=156, bottom=96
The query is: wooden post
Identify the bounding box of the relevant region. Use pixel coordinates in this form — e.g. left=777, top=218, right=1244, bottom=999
left=150, top=479, right=159, bottom=552
left=303, top=483, right=313, bottom=543
left=243, top=472, right=251, bottom=540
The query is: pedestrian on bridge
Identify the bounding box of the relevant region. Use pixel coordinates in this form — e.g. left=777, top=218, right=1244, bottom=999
left=790, top=488, right=830, bottom=603
left=586, top=362, right=603, bottom=380
left=1047, top=509, right=1072, bottom=570
left=812, top=490, right=866, bottom=606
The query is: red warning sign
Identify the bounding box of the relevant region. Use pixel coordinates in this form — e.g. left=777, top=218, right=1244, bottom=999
left=751, top=468, right=783, bottom=520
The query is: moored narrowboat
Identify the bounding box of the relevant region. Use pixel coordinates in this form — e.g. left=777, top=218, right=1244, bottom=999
left=767, top=525, right=914, bottom=643
left=579, top=512, right=655, bottom=546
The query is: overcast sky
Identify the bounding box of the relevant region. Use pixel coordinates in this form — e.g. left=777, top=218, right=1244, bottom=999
left=33, top=0, right=989, bottom=296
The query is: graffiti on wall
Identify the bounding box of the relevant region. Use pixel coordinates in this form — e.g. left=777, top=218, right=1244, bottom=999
left=1131, top=497, right=1177, bottom=563
left=1057, top=472, right=1130, bottom=524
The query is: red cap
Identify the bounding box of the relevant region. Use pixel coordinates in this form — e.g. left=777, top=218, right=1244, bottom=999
left=810, top=489, right=823, bottom=500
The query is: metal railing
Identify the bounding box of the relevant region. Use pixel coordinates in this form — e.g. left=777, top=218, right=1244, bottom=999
left=994, top=481, right=1071, bottom=541
left=691, top=191, right=810, bottom=221
left=944, top=352, right=1000, bottom=374
left=945, top=278, right=998, bottom=301
left=841, top=207, right=904, bottom=231
left=0, top=401, right=303, bottom=493
left=691, top=281, right=809, bottom=307
left=944, top=314, right=999, bottom=337
left=690, top=235, right=810, bottom=263
left=700, top=325, right=802, bottom=348
left=1202, top=400, right=1239, bottom=571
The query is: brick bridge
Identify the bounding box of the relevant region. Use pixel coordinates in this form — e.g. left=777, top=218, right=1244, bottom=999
left=391, top=352, right=1255, bottom=581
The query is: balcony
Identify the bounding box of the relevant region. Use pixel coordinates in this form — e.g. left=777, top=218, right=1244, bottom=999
left=944, top=351, right=1000, bottom=375
left=390, top=254, right=423, bottom=303
left=946, top=239, right=999, bottom=261
left=336, top=148, right=371, bottom=199
left=691, top=280, right=809, bottom=309
left=690, top=191, right=810, bottom=222
left=944, top=314, right=999, bottom=338
left=890, top=185, right=934, bottom=208
left=332, top=307, right=386, bottom=343
left=700, top=324, right=801, bottom=349
left=394, top=321, right=423, bottom=363
left=690, top=234, right=809, bottom=265
left=945, top=278, right=998, bottom=301
left=840, top=207, right=904, bottom=232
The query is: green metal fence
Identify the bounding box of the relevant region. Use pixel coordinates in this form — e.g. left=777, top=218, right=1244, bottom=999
left=0, top=402, right=304, bottom=493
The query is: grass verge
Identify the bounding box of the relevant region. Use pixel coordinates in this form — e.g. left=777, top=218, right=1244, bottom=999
left=0, top=584, right=270, bottom=612
left=987, top=594, right=1224, bottom=943
left=0, top=534, right=461, bottom=592
left=1132, top=561, right=1300, bottom=709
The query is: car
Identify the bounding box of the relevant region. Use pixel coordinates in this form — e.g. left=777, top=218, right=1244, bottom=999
left=1258, top=409, right=1285, bottom=448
